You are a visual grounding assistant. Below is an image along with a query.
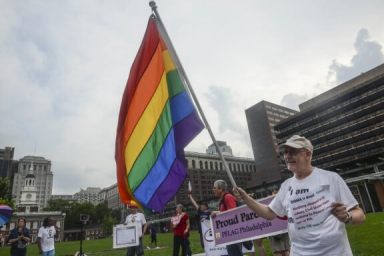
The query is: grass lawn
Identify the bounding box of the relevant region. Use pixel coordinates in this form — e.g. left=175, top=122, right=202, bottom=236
left=1, top=212, right=382, bottom=255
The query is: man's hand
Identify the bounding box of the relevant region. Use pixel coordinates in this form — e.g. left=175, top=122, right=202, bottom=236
left=211, top=211, right=220, bottom=218
left=331, top=202, right=350, bottom=223
left=233, top=187, right=246, bottom=201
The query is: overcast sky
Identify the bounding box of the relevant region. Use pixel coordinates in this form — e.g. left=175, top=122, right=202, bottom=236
left=1, top=0, right=383, bottom=194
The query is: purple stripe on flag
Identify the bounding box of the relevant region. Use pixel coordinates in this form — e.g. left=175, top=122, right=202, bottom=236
left=174, top=111, right=204, bottom=151
left=147, top=158, right=187, bottom=212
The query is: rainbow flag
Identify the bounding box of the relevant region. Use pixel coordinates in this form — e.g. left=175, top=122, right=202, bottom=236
left=115, top=16, right=204, bottom=212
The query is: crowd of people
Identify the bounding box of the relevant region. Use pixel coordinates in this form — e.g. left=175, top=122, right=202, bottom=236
left=2, top=135, right=365, bottom=256
left=5, top=216, right=58, bottom=256
left=124, top=135, right=365, bottom=256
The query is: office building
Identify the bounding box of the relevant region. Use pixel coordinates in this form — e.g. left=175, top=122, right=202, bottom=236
left=176, top=144, right=257, bottom=205
left=73, top=187, right=102, bottom=205
left=275, top=63, right=384, bottom=212
left=99, top=183, right=125, bottom=210
left=245, top=101, right=297, bottom=194
left=0, top=147, right=18, bottom=186
left=50, top=194, right=75, bottom=202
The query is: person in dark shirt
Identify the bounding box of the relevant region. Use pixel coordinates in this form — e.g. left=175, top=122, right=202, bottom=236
left=7, top=217, right=31, bottom=256
left=188, top=193, right=211, bottom=248
left=148, top=224, right=159, bottom=249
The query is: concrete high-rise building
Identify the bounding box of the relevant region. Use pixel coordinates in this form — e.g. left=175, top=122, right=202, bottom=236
left=99, top=183, right=125, bottom=210
left=0, top=147, right=18, bottom=186
left=50, top=194, right=75, bottom=202
left=245, top=101, right=297, bottom=192
left=74, top=187, right=102, bottom=205
left=12, top=156, right=53, bottom=210
left=275, top=63, right=384, bottom=212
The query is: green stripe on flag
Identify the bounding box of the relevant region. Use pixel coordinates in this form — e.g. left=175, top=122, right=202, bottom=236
left=128, top=103, right=173, bottom=191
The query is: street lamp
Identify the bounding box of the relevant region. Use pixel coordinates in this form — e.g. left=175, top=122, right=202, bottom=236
left=79, top=214, right=90, bottom=256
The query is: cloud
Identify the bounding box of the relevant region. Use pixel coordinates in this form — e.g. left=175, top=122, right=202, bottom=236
left=328, top=28, right=384, bottom=84
left=203, top=85, right=251, bottom=156
left=205, top=86, right=239, bottom=134
left=280, top=93, right=309, bottom=111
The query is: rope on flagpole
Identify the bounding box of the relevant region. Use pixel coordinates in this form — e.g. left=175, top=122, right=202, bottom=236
left=149, top=1, right=238, bottom=189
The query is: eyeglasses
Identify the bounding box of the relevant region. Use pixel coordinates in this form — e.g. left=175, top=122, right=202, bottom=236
left=283, top=148, right=308, bottom=156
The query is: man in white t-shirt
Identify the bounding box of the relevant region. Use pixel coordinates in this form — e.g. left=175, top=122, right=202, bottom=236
left=37, top=217, right=58, bottom=256
left=124, top=202, right=147, bottom=256
left=235, top=135, right=365, bottom=256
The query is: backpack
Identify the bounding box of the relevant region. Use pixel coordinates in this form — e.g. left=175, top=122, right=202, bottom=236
left=220, top=192, right=243, bottom=210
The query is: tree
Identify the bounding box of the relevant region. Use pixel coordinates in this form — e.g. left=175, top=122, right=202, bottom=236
left=0, top=177, right=14, bottom=207
left=45, top=199, right=121, bottom=232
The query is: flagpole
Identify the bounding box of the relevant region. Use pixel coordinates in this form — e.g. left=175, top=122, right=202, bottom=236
left=149, top=1, right=237, bottom=188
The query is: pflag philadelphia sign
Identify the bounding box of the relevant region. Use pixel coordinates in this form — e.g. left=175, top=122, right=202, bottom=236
left=211, top=196, right=288, bottom=246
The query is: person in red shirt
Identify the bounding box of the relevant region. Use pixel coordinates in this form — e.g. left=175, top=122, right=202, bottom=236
left=171, top=204, right=190, bottom=256
left=212, top=179, right=243, bottom=256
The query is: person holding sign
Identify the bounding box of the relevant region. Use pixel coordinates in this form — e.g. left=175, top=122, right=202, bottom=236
left=212, top=179, right=244, bottom=256
left=235, top=135, right=365, bottom=256
left=188, top=193, right=211, bottom=249
left=124, top=202, right=147, bottom=256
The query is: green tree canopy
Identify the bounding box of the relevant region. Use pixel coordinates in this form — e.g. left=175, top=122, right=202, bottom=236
left=0, top=177, right=14, bottom=207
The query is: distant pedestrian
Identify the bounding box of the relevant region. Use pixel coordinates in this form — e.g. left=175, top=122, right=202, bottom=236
left=148, top=224, right=158, bottom=249
left=37, top=217, right=58, bottom=256
left=0, top=232, right=5, bottom=247
left=7, top=217, right=31, bottom=256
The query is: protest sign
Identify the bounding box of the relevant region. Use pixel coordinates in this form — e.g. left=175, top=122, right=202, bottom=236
left=201, top=218, right=254, bottom=256
left=211, top=196, right=288, bottom=247
left=113, top=223, right=140, bottom=249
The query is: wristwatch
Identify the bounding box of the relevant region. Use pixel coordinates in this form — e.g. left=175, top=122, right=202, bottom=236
left=344, top=212, right=352, bottom=224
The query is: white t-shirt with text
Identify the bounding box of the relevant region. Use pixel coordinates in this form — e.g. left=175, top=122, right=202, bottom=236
left=124, top=212, right=146, bottom=237
left=269, top=168, right=358, bottom=256
left=37, top=226, right=56, bottom=252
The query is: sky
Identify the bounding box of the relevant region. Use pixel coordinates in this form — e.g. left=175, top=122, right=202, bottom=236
left=1, top=0, right=383, bottom=194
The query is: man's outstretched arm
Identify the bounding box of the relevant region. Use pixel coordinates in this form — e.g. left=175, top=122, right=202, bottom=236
left=234, top=187, right=277, bottom=220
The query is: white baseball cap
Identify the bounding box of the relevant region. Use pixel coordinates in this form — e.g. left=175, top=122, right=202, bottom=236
left=281, top=135, right=313, bottom=152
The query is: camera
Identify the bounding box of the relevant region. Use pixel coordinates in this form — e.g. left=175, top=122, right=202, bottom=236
left=79, top=214, right=90, bottom=222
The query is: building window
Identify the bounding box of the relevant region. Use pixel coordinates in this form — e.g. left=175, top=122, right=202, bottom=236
left=192, top=160, right=196, bottom=169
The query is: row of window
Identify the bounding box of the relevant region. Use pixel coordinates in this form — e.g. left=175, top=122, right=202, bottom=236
left=277, top=84, right=384, bottom=135
left=187, top=159, right=256, bottom=172
left=22, top=164, right=49, bottom=171
left=265, top=104, right=296, bottom=116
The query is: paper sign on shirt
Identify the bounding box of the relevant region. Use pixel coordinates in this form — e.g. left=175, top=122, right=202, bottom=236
left=289, top=184, right=332, bottom=230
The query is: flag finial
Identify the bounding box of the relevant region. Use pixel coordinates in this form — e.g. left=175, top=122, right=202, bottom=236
left=149, top=1, right=157, bottom=11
